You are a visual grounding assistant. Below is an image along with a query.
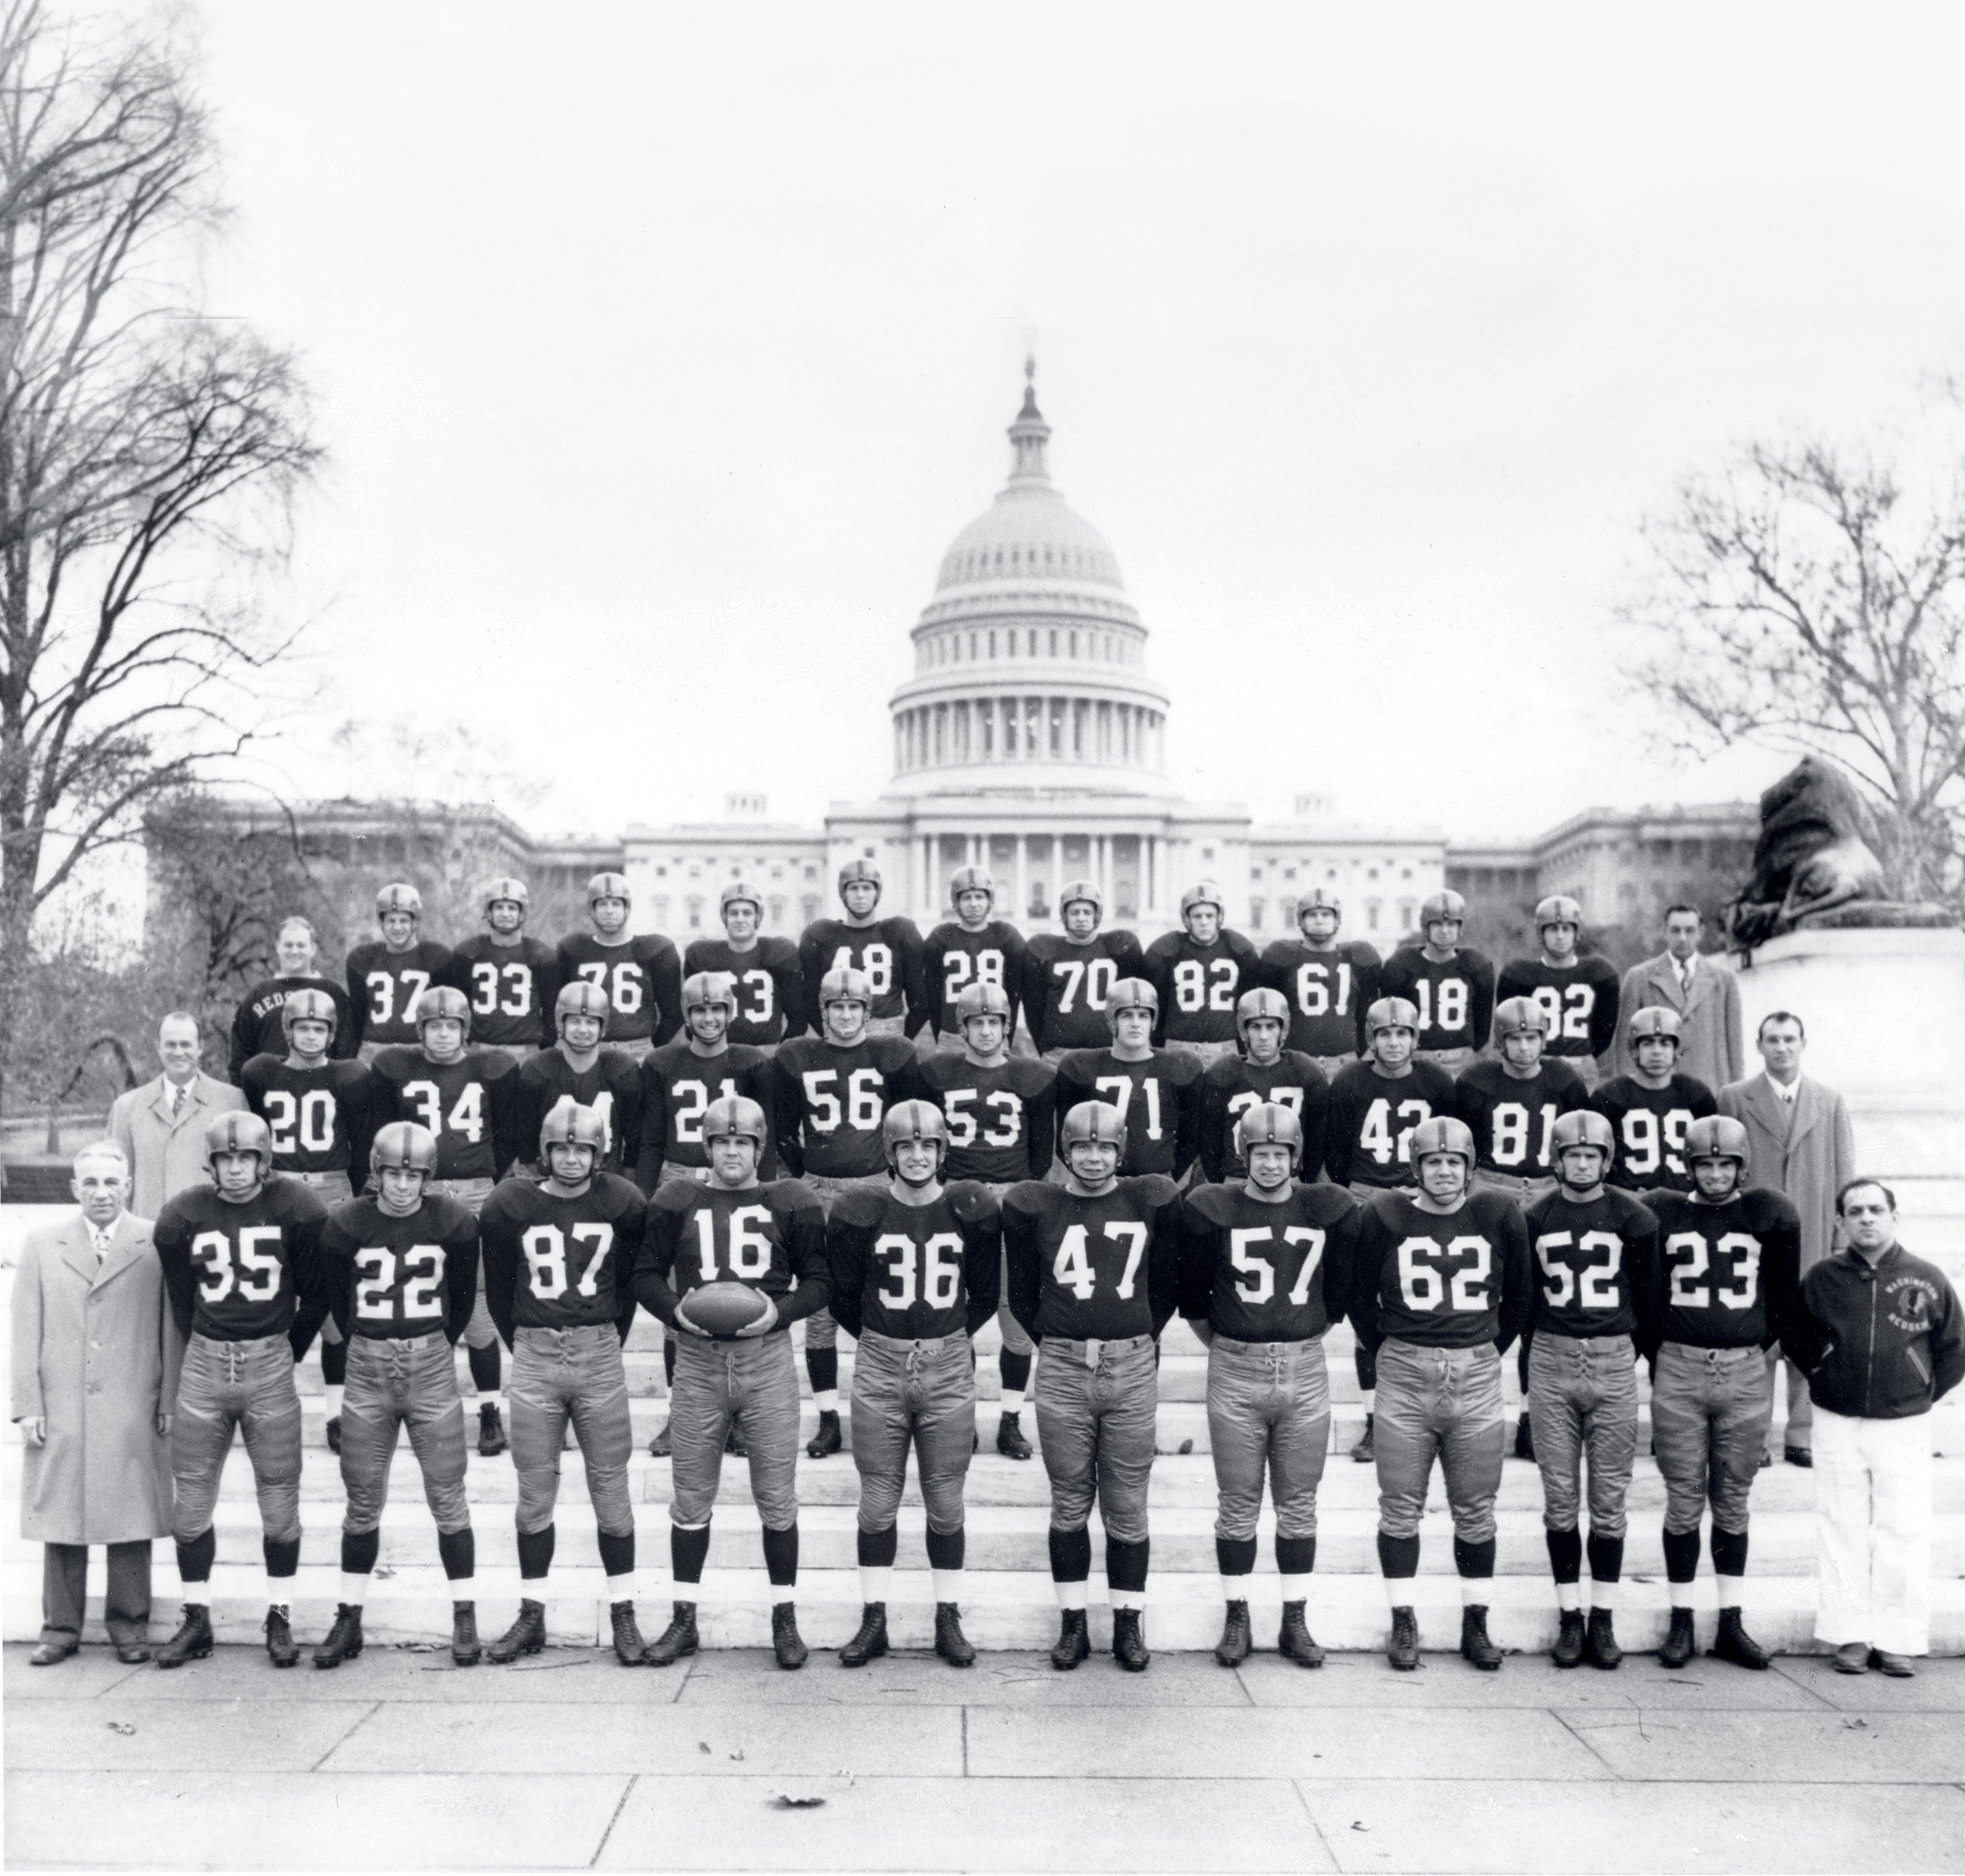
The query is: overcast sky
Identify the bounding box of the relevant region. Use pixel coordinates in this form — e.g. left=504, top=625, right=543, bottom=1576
left=151, top=1, right=1965, bottom=842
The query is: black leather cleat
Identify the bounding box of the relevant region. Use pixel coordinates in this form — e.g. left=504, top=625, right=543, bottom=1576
left=645, top=1600, right=698, bottom=1666
left=312, top=1604, right=364, bottom=1668
left=1658, top=1607, right=1696, bottom=1668
left=996, top=1412, right=1033, bottom=1461
left=1111, top=1607, right=1151, bottom=1672
left=1459, top=1605, right=1503, bottom=1671
left=1350, top=1412, right=1375, bottom=1463
left=771, top=1601, right=808, bottom=1670
left=477, top=1404, right=508, bottom=1457
left=934, top=1603, right=976, bottom=1667
left=1585, top=1607, right=1622, bottom=1670
left=155, top=1604, right=213, bottom=1669
left=805, top=1410, right=841, bottom=1459
left=648, top=1418, right=673, bottom=1459
left=487, top=1598, right=546, bottom=1663
left=1277, top=1602, right=1324, bottom=1668
left=839, top=1602, right=889, bottom=1667
left=1784, top=1446, right=1813, bottom=1468
left=610, top=1601, right=647, bottom=1666
left=1387, top=1605, right=1419, bottom=1671
left=451, top=1602, right=482, bottom=1666
left=1551, top=1608, right=1585, bottom=1668
left=1710, top=1607, right=1770, bottom=1670
left=1050, top=1608, right=1090, bottom=1671
left=1214, top=1599, right=1252, bottom=1666
left=264, top=1606, right=301, bottom=1668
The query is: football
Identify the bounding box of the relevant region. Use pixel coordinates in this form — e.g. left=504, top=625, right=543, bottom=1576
left=679, top=1279, right=772, bottom=1338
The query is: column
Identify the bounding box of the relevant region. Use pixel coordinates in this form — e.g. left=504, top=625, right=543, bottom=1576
left=992, top=697, right=1003, bottom=760
left=1015, top=835, right=1029, bottom=920
left=1049, top=833, right=1062, bottom=913
left=1146, top=835, right=1159, bottom=914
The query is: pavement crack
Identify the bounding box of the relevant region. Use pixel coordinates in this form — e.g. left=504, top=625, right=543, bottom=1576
left=590, top=1774, right=637, bottom=1867
left=310, top=1701, right=381, bottom=1772
left=1290, top=1777, right=1338, bottom=1867
left=960, top=1705, right=969, bottom=1776
left=1551, top=1706, right=1625, bottom=1779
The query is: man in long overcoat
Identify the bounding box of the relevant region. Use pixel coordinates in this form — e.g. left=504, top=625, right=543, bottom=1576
left=108, top=1011, right=246, bottom=1221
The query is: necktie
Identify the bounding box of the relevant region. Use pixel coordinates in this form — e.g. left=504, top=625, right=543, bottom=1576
left=169, top=1082, right=183, bottom=1117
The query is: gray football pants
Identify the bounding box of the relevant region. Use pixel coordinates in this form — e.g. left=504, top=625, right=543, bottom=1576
left=669, top=1330, right=801, bottom=1529
left=1372, top=1337, right=1505, bottom=1543
left=170, top=1332, right=303, bottom=1545
left=1651, top=1340, right=1773, bottom=1537
left=801, top=1171, right=889, bottom=1355
left=851, top=1330, right=975, bottom=1535
left=508, top=1324, right=635, bottom=1537
left=339, top=1332, right=470, bottom=1535
left=1526, top=1330, right=1638, bottom=1537
left=1034, top=1333, right=1157, bottom=1543
left=1207, top=1334, right=1330, bottom=1542
left=430, top=1175, right=498, bottom=1352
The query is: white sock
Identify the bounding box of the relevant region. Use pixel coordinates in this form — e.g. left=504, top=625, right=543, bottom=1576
left=1279, top=1572, right=1313, bottom=1603
left=931, top=1568, right=964, bottom=1604
left=605, top=1574, right=636, bottom=1605
left=1110, top=1588, right=1145, bottom=1611
left=1001, top=1388, right=1024, bottom=1415
left=265, top=1572, right=291, bottom=1613
left=325, top=1384, right=344, bottom=1417
left=524, top=1571, right=550, bottom=1598
left=859, top=1565, right=893, bottom=1605
left=1383, top=1576, right=1414, bottom=1610
left=341, top=1572, right=370, bottom=1609
left=1588, top=1579, right=1617, bottom=1611
left=1361, top=1388, right=1376, bottom=1416
left=1220, top=1573, right=1253, bottom=1604
left=814, top=1389, right=839, bottom=1414
left=1054, top=1579, right=1088, bottom=1611
left=1670, top=1581, right=1695, bottom=1611
left=1460, top=1576, right=1490, bottom=1605
left=1715, top=1571, right=1745, bottom=1607
left=448, top=1575, right=475, bottom=1598
left=1556, top=1581, right=1581, bottom=1611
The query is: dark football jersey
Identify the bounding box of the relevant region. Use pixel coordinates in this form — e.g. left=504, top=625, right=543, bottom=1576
left=1645, top=1188, right=1801, bottom=1353
left=1351, top=1189, right=1533, bottom=1353
left=1453, top=1060, right=1589, bottom=1176
left=1054, top=1047, right=1203, bottom=1180
left=153, top=1179, right=329, bottom=1343
left=683, top=935, right=805, bottom=1045
left=1376, top=947, right=1497, bottom=1054
left=477, top=1171, right=647, bottom=1343
left=555, top=932, right=683, bottom=1046
left=1257, top=937, right=1381, bottom=1060
left=345, top=939, right=454, bottom=1051
left=1590, top=1074, right=1717, bottom=1194
left=228, top=973, right=356, bottom=1083
left=1495, top=954, right=1620, bottom=1060
left=635, top=1040, right=779, bottom=1181
left=443, top=935, right=560, bottom=1050
left=922, top=920, right=1028, bottom=1036
left=915, top=1051, right=1057, bottom=1182
left=634, top=1178, right=830, bottom=1328
left=798, top=916, right=926, bottom=1025
left=1522, top=1188, right=1660, bottom=1341
left=825, top=1182, right=1002, bottom=1341
left=1322, top=1060, right=1457, bottom=1189
left=369, top=1047, right=525, bottom=1180
left=1002, top=1175, right=1182, bottom=1343
left=319, top=1193, right=479, bottom=1343
left=1142, top=928, right=1261, bottom=1045
left=240, top=1055, right=376, bottom=1175
left=1176, top=1180, right=1360, bottom=1343
left=1020, top=930, right=1147, bottom=1053
left=770, top=1034, right=921, bottom=1178
left=515, top=1047, right=645, bottom=1176
left=1197, top=1051, right=1332, bottom=1184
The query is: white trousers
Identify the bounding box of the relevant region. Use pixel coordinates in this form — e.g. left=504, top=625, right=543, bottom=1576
left=1812, top=1404, right=1932, bottom=1656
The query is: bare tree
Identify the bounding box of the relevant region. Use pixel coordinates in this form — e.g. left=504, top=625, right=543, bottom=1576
left=1623, top=424, right=1965, bottom=909
left=0, top=1, right=320, bottom=1104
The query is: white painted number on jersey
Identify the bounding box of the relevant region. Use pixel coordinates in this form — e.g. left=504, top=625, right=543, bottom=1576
left=1228, top=1224, right=1326, bottom=1305
left=1292, top=960, right=1353, bottom=1019
left=261, top=1088, right=337, bottom=1157
left=1094, top=1074, right=1163, bottom=1142
left=1358, top=1097, right=1431, bottom=1166
left=941, top=949, right=1005, bottom=1002
left=1050, top=1220, right=1150, bottom=1300
left=519, top=1222, right=616, bottom=1301
left=366, top=969, right=430, bottom=1028
left=831, top=943, right=893, bottom=999
left=354, top=1245, right=445, bottom=1321
left=470, top=960, right=534, bottom=1018
left=671, top=1077, right=738, bottom=1145
left=1488, top=1100, right=1558, bottom=1170
left=1665, top=1230, right=1761, bottom=1310
left=1618, top=1108, right=1693, bottom=1179
left=1173, top=958, right=1239, bottom=1013
left=1053, top=956, right=1119, bottom=1015
left=576, top=960, right=645, bottom=1015
left=739, top=969, right=774, bottom=1024
left=1533, top=1229, right=1622, bottom=1310
left=1529, top=983, right=1594, bottom=1041
left=874, top=1231, right=964, bottom=1310
left=692, top=1205, right=776, bottom=1282
left=402, top=1079, right=485, bottom=1145
left=1393, top=1234, right=1491, bottom=1312
left=189, top=1227, right=284, bottom=1305
left=800, top=1068, right=886, bottom=1134
left=942, top=1087, right=1022, bottom=1148
left=1411, top=978, right=1469, bottom=1036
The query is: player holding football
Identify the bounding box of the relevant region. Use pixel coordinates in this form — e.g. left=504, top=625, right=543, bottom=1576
left=477, top=1100, right=650, bottom=1666
left=1178, top=1103, right=1360, bottom=1666
left=556, top=871, right=683, bottom=1063
left=798, top=858, right=926, bottom=1041
left=1004, top=1101, right=1182, bottom=1672
left=1590, top=1007, right=1717, bottom=1197
left=310, top=1122, right=484, bottom=1668
left=1496, top=895, right=1620, bottom=1093
left=1376, top=891, right=1495, bottom=1072
left=1522, top=1111, right=1660, bottom=1670
left=633, top=1095, right=831, bottom=1669
left=1643, top=1114, right=1801, bottom=1670
left=345, top=884, right=452, bottom=1064
left=151, top=1114, right=329, bottom=1668
left=685, top=879, right=806, bottom=1051
left=1197, top=986, right=1331, bottom=1185
left=1020, top=878, right=1146, bottom=1061
left=920, top=866, right=1028, bottom=1049
left=825, top=1102, right=1002, bottom=1667
left=913, top=980, right=1057, bottom=1459
left=1143, top=881, right=1259, bottom=1070
left=770, top=964, right=922, bottom=1456
left=1257, top=887, right=1380, bottom=1081
left=444, top=877, right=559, bottom=1057
left=1053, top=978, right=1202, bottom=1185
left=515, top=982, right=644, bottom=1178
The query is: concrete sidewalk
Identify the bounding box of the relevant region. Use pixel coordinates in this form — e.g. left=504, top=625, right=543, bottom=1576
left=5, top=1643, right=1964, bottom=1872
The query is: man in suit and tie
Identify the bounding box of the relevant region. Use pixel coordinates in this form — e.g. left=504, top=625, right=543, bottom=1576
left=1613, top=906, right=1745, bottom=1096
left=108, top=1012, right=248, bottom=1221
left=1719, top=1011, right=1856, bottom=1467
left=9, top=1144, right=183, bottom=1663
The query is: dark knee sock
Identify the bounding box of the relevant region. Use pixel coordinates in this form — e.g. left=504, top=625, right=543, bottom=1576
left=176, top=1527, right=217, bottom=1588
left=1516, top=1340, right=1530, bottom=1391
left=1355, top=1343, right=1377, bottom=1391
left=1275, top=1535, right=1317, bottom=1578
left=1662, top=1526, right=1702, bottom=1584
left=516, top=1524, right=555, bottom=1583
left=1546, top=1525, right=1582, bottom=1584
left=1453, top=1535, right=1497, bottom=1583
left=438, top=1528, right=476, bottom=1583
left=807, top=1348, right=838, bottom=1396
left=1105, top=1537, right=1150, bottom=1594
left=762, top=1521, right=798, bottom=1588
left=263, top=1535, right=301, bottom=1581
left=999, top=1347, right=1032, bottom=1397
left=1586, top=1530, right=1624, bottom=1587
left=1710, top=1526, right=1748, bottom=1582
left=340, top=1528, right=381, bottom=1577
left=857, top=1525, right=899, bottom=1569
left=596, top=1528, right=635, bottom=1581
left=320, top=1337, right=348, bottom=1387
left=468, top=1341, right=500, bottom=1393
left=925, top=1526, right=965, bottom=1572
left=664, top=1334, right=677, bottom=1389
left=1216, top=1535, right=1259, bottom=1580
left=1048, top=1526, right=1093, bottom=1583
left=671, top=1522, right=711, bottom=1587
left=1377, top=1531, right=1421, bottom=1583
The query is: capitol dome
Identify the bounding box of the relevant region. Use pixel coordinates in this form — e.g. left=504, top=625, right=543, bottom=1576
left=888, top=364, right=1172, bottom=797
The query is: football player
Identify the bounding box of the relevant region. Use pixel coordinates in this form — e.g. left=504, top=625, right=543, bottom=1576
left=684, top=879, right=806, bottom=1051
left=1643, top=1114, right=1801, bottom=1671
left=1496, top=895, right=1620, bottom=1093
left=770, top=964, right=922, bottom=1456
left=798, top=857, right=926, bottom=1041
left=1522, top=1111, right=1660, bottom=1670
left=1005, top=1101, right=1182, bottom=1672
left=633, top=1095, right=831, bottom=1670
left=1323, top=997, right=1457, bottom=1465
left=1257, top=888, right=1380, bottom=1080
left=914, top=980, right=1058, bottom=1459
left=825, top=1102, right=1002, bottom=1667
left=151, top=1114, right=329, bottom=1669
left=477, top=1100, right=650, bottom=1666
left=228, top=916, right=355, bottom=1084
left=1350, top=1115, right=1533, bottom=1672
left=1197, top=987, right=1331, bottom=1186
left=443, top=876, right=559, bottom=1057
left=1142, top=881, right=1259, bottom=1069
left=1053, top=978, right=1202, bottom=1185
left=1590, top=1007, right=1717, bottom=1198
left=345, top=884, right=453, bottom=1065
left=369, top=985, right=527, bottom=1457
left=1020, top=878, right=1146, bottom=1060
left=515, top=982, right=644, bottom=1179
left=1376, top=891, right=1495, bottom=1072
left=921, top=867, right=1028, bottom=1049
left=1178, top=1103, right=1360, bottom=1667
left=310, top=1122, right=483, bottom=1668
left=556, top=871, right=683, bottom=1063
